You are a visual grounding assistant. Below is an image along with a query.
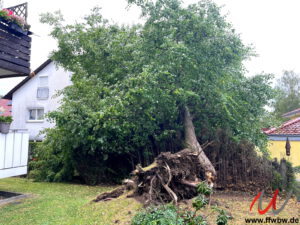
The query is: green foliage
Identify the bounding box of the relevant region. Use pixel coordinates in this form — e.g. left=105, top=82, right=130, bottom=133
left=131, top=180, right=231, bottom=225
left=35, top=0, right=275, bottom=184
left=294, top=181, right=300, bottom=202
left=196, top=182, right=212, bottom=196
left=272, top=171, right=283, bottom=191
left=29, top=128, right=132, bottom=184
left=285, top=160, right=296, bottom=191
left=212, top=206, right=233, bottom=225
left=273, top=70, right=300, bottom=118
left=29, top=141, right=42, bottom=158
left=131, top=204, right=184, bottom=225
left=0, top=116, right=13, bottom=123
left=192, top=195, right=208, bottom=211
left=28, top=128, right=73, bottom=182
left=271, top=159, right=296, bottom=192
left=294, top=166, right=300, bottom=174
left=131, top=204, right=209, bottom=225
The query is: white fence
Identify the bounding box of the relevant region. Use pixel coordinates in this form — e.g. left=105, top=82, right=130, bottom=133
left=0, top=131, right=29, bottom=179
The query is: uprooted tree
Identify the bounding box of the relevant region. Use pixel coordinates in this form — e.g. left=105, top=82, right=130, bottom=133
left=30, top=0, right=274, bottom=192
left=94, top=131, right=274, bottom=204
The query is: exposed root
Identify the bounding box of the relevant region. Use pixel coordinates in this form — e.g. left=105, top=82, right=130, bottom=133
left=93, top=186, right=125, bottom=202
left=157, top=163, right=178, bottom=204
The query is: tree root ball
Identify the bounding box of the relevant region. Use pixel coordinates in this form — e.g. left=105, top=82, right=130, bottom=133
left=94, top=149, right=205, bottom=204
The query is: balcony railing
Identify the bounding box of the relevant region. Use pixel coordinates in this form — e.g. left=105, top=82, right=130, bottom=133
left=0, top=130, right=29, bottom=179
left=0, top=3, right=31, bottom=79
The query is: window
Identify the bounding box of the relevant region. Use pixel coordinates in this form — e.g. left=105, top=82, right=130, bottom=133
left=39, top=76, right=48, bottom=86
left=37, top=76, right=49, bottom=99
left=28, top=108, right=44, bottom=121
left=37, top=87, right=49, bottom=99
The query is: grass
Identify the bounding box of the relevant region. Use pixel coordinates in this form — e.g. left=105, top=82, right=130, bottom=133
left=0, top=178, right=299, bottom=225
left=0, top=178, right=141, bottom=225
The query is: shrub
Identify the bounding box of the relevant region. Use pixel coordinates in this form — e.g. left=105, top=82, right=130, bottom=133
left=285, top=160, right=296, bottom=191
left=272, top=159, right=296, bottom=192
left=294, top=166, right=300, bottom=174
left=131, top=182, right=231, bottom=225
left=29, top=128, right=132, bottom=184
left=213, top=206, right=233, bottom=225
left=131, top=204, right=184, bottom=225
left=272, top=171, right=283, bottom=191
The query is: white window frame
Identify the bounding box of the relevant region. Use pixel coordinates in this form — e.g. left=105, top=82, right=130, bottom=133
left=37, top=87, right=49, bottom=100
left=27, top=107, right=44, bottom=123
left=37, top=75, right=49, bottom=100
left=38, top=75, right=49, bottom=86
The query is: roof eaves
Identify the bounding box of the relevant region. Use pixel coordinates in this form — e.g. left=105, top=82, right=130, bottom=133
left=2, top=59, right=52, bottom=100
left=264, top=117, right=300, bottom=135
left=282, top=108, right=300, bottom=117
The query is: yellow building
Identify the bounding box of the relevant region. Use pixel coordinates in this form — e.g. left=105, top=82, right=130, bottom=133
left=265, top=109, right=300, bottom=180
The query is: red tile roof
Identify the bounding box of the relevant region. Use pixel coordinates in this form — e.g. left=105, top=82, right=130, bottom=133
left=0, top=99, right=12, bottom=116
left=264, top=117, right=300, bottom=135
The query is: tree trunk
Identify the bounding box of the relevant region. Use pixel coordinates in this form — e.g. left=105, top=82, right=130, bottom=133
left=183, top=106, right=216, bottom=185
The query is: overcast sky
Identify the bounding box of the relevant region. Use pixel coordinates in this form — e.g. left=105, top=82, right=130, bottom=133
left=1, top=0, right=300, bottom=95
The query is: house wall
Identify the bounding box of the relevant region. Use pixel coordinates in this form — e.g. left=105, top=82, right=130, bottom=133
left=10, top=62, right=72, bottom=140
left=267, top=139, right=300, bottom=179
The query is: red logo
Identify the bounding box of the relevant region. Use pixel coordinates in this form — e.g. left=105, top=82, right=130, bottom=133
left=250, top=189, right=292, bottom=215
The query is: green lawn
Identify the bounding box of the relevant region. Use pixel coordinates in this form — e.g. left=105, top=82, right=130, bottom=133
left=0, top=178, right=141, bottom=225
left=1, top=178, right=299, bottom=225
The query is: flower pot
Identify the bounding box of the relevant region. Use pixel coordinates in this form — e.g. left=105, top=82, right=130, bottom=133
left=0, top=122, right=11, bottom=134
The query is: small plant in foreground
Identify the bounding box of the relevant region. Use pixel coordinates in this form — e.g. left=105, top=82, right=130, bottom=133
left=131, top=182, right=231, bottom=225
left=131, top=204, right=185, bottom=225
left=197, top=182, right=213, bottom=196
left=212, top=206, right=233, bottom=225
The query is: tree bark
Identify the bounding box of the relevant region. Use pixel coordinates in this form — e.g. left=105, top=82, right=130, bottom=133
left=183, top=106, right=216, bottom=185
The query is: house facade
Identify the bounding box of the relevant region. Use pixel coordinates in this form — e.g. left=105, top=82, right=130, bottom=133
left=3, top=60, right=72, bottom=141
left=264, top=112, right=300, bottom=179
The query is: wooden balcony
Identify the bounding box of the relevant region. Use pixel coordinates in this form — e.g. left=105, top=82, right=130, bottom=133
left=0, top=3, right=31, bottom=79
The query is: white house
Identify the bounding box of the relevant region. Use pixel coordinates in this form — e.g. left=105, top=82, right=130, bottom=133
left=3, top=60, right=72, bottom=141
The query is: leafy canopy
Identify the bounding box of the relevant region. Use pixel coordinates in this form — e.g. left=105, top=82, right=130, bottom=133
left=33, top=0, right=274, bottom=183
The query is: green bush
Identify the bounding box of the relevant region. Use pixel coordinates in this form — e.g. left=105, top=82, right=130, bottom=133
left=285, top=160, right=296, bottom=191
left=213, top=206, right=233, bottom=225
left=28, top=129, right=74, bottom=182
left=272, top=159, right=296, bottom=192
left=131, top=182, right=231, bottom=225
left=196, top=182, right=212, bottom=196
left=131, top=204, right=208, bottom=225
left=29, top=128, right=132, bottom=184
left=294, top=181, right=300, bottom=202
left=272, top=171, right=283, bottom=191
left=131, top=204, right=184, bottom=225
left=294, top=166, right=300, bottom=175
